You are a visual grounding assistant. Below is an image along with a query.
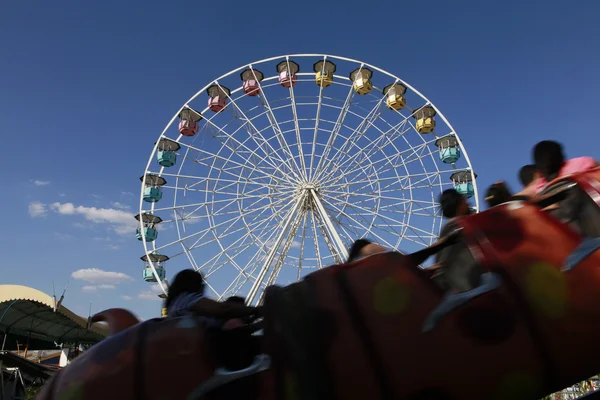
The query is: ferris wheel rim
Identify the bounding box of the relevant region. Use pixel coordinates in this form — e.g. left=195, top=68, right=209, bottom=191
left=138, top=53, right=479, bottom=297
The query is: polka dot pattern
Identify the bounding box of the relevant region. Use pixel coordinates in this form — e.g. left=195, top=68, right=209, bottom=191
left=525, top=261, right=568, bottom=319
left=372, top=277, right=411, bottom=316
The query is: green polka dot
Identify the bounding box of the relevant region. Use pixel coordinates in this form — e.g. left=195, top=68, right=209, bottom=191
left=525, top=262, right=568, bottom=319
left=373, top=277, right=411, bottom=315
left=493, top=372, right=541, bottom=400
left=58, top=383, right=84, bottom=400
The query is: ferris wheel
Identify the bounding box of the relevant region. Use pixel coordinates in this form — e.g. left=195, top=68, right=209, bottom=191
left=136, top=54, right=478, bottom=305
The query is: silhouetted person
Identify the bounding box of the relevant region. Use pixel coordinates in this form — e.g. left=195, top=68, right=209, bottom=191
left=533, top=140, right=597, bottom=193
left=485, top=181, right=513, bottom=208
left=347, top=239, right=388, bottom=263
left=435, top=189, right=481, bottom=292
left=439, top=189, right=472, bottom=219
left=166, top=269, right=257, bottom=324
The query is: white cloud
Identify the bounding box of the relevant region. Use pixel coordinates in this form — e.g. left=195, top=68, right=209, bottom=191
left=138, top=291, right=161, bottom=301
left=59, top=193, right=66, bottom=197
left=108, top=244, right=120, bottom=250
left=48, top=202, right=138, bottom=236
left=113, top=202, right=131, bottom=210
left=150, top=284, right=163, bottom=293
left=291, top=240, right=301, bottom=249
left=53, top=232, right=73, bottom=240
left=121, top=295, right=133, bottom=301
left=112, top=202, right=131, bottom=210
left=121, top=192, right=134, bottom=197
left=80, top=284, right=116, bottom=292
left=98, top=284, right=116, bottom=289
left=72, top=268, right=132, bottom=285
left=28, top=201, right=47, bottom=217
left=33, top=180, right=50, bottom=186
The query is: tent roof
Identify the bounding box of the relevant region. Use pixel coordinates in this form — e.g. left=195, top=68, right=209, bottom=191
left=0, top=285, right=108, bottom=344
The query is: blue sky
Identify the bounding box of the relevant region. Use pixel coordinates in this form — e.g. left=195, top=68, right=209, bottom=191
left=2, top=0, right=599, bottom=321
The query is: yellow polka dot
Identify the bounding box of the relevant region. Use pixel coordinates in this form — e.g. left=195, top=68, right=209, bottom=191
left=373, top=277, right=410, bottom=315
left=525, top=261, right=568, bottom=319
left=493, top=372, right=541, bottom=400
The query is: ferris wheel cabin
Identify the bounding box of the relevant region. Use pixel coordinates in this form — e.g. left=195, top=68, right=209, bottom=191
left=276, top=60, right=299, bottom=88
left=207, top=85, right=231, bottom=113
left=135, top=212, right=162, bottom=242
left=413, top=105, right=437, bottom=134
left=435, top=134, right=461, bottom=164
left=141, top=253, right=169, bottom=282
left=156, top=138, right=181, bottom=168
left=178, top=107, right=202, bottom=137
left=349, top=67, right=373, bottom=95
left=383, top=82, right=407, bottom=111
left=141, top=174, right=167, bottom=203
left=313, top=60, right=336, bottom=88
left=450, top=171, right=477, bottom=198
left=240, top=68, right=264, bottom=96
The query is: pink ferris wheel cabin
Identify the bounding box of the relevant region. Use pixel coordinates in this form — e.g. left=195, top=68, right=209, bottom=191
left=178, top=107, right=202, bottom=137
left=207, top=85, right=231, bottom=113
left=240, top=69, right=264, bottom=96
left=276, top=60, right=299, bottom=88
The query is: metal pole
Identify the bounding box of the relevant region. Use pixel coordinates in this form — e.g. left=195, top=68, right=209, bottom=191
left=310, top=189, right=349, bottom=260
left=246, top=195, right=304, bottom=305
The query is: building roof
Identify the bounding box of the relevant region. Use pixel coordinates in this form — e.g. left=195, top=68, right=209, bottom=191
left=0, top=351, right=55, bottom=380
left=0, top=285, right=108, bottom=344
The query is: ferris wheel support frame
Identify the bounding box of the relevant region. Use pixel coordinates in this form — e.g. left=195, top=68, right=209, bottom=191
left=310, top=189, right=349, bottom=260
left=140, top=54, right=480, bottom=296
left=246, top=195, right=304, bottom=304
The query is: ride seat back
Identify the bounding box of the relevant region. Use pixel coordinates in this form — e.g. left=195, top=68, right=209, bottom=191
left=540, top=178, right=600, bottom=238
left=435, top=219, right=483, bottom=292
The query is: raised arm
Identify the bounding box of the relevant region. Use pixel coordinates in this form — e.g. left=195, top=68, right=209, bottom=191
left=190, top=297, right=257, bottom=319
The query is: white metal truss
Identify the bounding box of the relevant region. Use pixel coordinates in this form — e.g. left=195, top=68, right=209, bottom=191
left=139, top=54, right=479, bottom=304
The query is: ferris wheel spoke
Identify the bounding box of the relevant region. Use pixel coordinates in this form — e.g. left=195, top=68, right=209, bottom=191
left=323, top=208, right=366, bottom=249
left=319, top=196, right=397, bottom=249
left=246, top=195, right=305, bottom=305
left=309, top=190, right=349, bottom=260
left=308, top=60, right=328, bottom=181
left=312, top=211, right=346, bottom=265
left=174, top=139, right=271, bottom=180
left=315, top=115, right=413, bottom=185
left=201, top=117, right=298, bottom=185
left=296, top=212, right=310, bottom=280
left=317, top=137, right=407, bottom=189
left=187, top=195, right=297, bottom=259
left=254, top=91, right=304, bottom=179
left=312, top=79, right=355, bottom=180
left=326, top=194, right=435, bottom=241
left=308, top=211, right=324, bottom=269
left=197, top=232, right=259, bottom=280
left=259, top=207, right=306, bottom=304
left=216, top=82, right=304, bottom=181
left=321, top=196, right=400, bottom=241
left=286, top=81, right=308, bottom=179
left=184, top=195, right=296, bottom=254
left=313, top=97, right=385, bottom=182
